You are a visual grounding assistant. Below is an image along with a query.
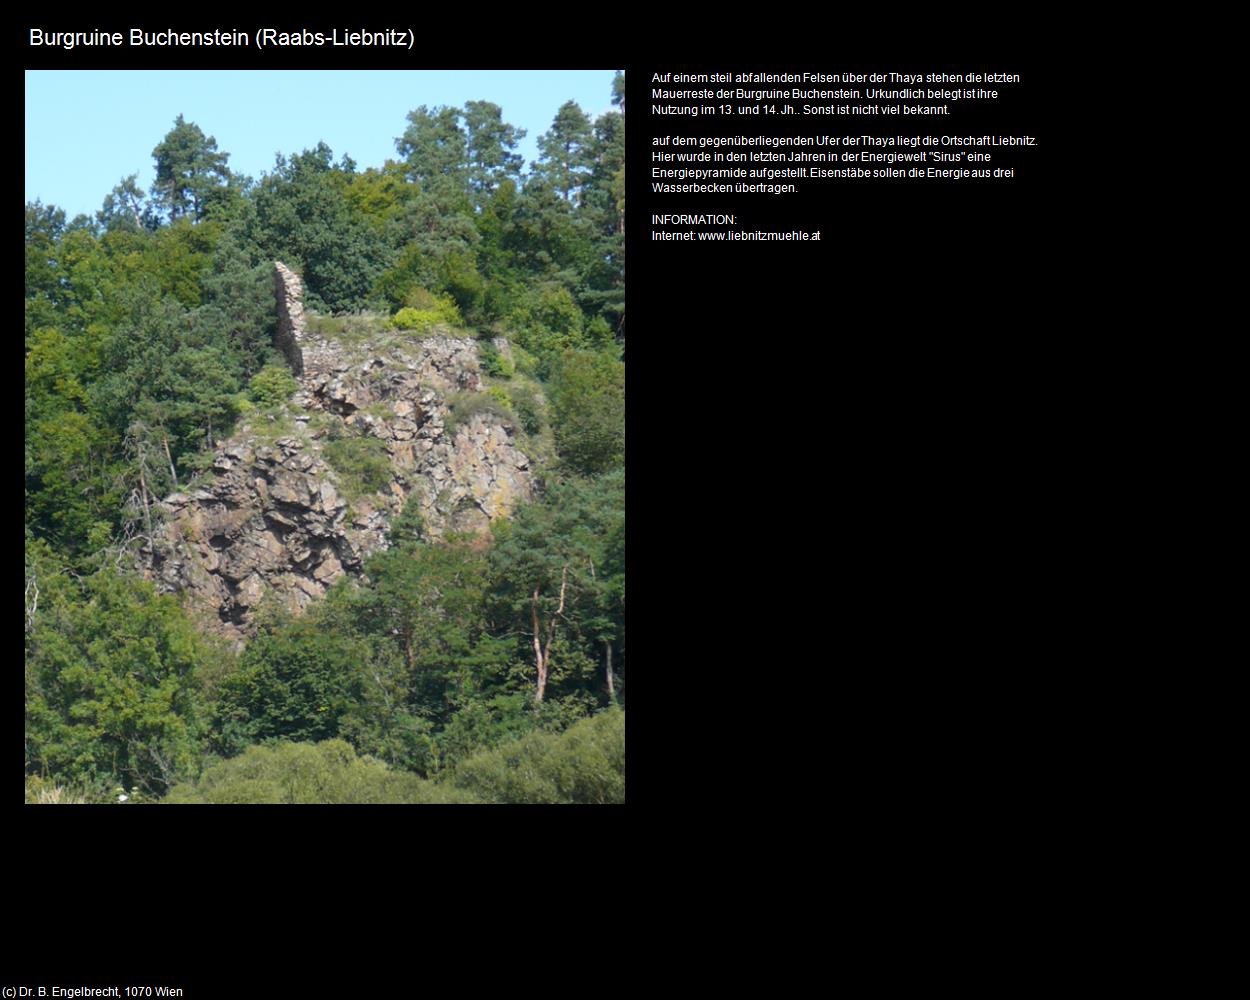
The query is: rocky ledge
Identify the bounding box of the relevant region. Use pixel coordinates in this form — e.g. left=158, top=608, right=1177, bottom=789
left=147, top=332, right=535, bottom=641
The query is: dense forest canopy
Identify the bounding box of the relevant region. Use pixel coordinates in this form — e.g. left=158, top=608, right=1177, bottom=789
left=25, top=73, right=626, bottom=804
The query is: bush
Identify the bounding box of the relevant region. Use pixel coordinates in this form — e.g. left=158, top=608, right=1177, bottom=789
left=210, top=615, right=367, bottom=755
left=444, top=390, right=514, bottom=437
left=322, top=435, right=392, bottom=497
left=448, top=708, right=625, bottom=804
left=585, top=315, right=615, bottom=349
left=509, top=343, right=540, bottom=378
left=549, top=350, right=625, bottom=476
left=508, top=382, right=546, bottom=436
left=478, top=339, right=515, bottom=378
left=248, top=364, right=299, bottom=408
left=506, top=284, right=588, bottom=379
left=389, top=291, right=463, bottom=333
left=24, top=775, right=104, bottom=804
left=433, top=693, right=535, bottom=772
left=164, top=739, right=479, bottom=803
left=485, top=386, right=513, bottom=411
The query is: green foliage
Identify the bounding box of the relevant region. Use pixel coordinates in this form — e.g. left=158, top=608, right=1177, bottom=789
left=212, top=616, right=366, bottom=755
left=24, top=566, right=210, bottom=796
left=535, top=101, right=595, bottom=204
left=397, top=105, right=470, bottom=201
left=449, top=708, right=625, bottom=803
left=247, top=363, right=299, bottom=408
left=372, top=203, right=479, bottom=311
left=151, top=115, right=233, bottom=223
left=488, top=470, right=625, bottom=704
left=444, top=390, right=514, bottom=437
left=322, top=435, right=392, bottom=498
left=485, top=386, right=513, bottom=410
left=507, top=380, right=547, bottom=437
left=164, top=739, right=478, bottom=803
left=549, top=349, right=625, bottom=476
left=386, top=492, right=427, bottom=548
left=389, top=291, right=462, bottom=333
left=26, top=74, right=629, bottom=799
left=478, top=339, right=515, bottom=378
left=433, top=693, right=536, bottom=772
left=242, top=143, right=392, bottom=313
left=197, top=233, right=279, bottom=379
left=463, top=100, right=527, bottom=198
left=506, top=283, right=589, bottom=379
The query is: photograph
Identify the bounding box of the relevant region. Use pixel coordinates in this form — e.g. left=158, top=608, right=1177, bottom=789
left=25, top=69, right=626, bottom=804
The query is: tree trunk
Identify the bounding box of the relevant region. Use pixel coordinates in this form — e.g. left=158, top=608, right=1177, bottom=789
left=532, top=586, right=547, bottom=704
left=604, top=640, right=615, bottom=699
left=531, top=565, right=568, bottom=706
left=162, top=432, right=178, bottom=488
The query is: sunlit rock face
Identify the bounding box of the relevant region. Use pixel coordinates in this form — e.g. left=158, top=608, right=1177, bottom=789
left=145, top=266, right=535, bottom=641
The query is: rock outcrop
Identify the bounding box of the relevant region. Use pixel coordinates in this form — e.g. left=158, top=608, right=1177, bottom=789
left=146, top=271, right=537, bottom=641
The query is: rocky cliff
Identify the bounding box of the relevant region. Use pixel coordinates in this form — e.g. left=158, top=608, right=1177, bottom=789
left=146, top=264, right=536, bottom=640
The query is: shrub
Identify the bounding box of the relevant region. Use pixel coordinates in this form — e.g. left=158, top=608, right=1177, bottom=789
left=549, top=349, right=625, bottom=476
left=322, top=435, right=392, bottom=497
left=389, top=291, right=463, bottom=333
left=433, top=693, right=535, bottom=772
left=508, top=382, right=546, bottom=436
left=164, top=739, right=480, bottom=804
left=485, top=386, right=512, bottom=411
left=509, top=343, right=540, bottom=378
left=448, top=708, right=625, bottom=804
left=248, top=364, right=299, bottom=408
left=24, top=775, right=102, bottom=804
left=478, top=339, right=515, bottom=378
left=210, top=616, right=365, bottom=754
left=585, top=315, right=615, bottom=349
left=506, top=284, right=588, bottom=379
left=444, top=390, right=514, bottom=437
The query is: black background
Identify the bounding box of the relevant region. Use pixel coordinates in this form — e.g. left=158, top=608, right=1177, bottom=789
left=628, top=44, right=1054, bottom=800
left=20, top=19, right=1061, bottom=972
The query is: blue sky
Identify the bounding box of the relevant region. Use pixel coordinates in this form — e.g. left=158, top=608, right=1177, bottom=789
left=25, top=70, right=619, bottom=220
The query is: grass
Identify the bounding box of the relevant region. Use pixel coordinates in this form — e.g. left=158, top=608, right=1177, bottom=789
left=444, top=390, right=515, bottom=437
left=25, top=776, right=98, bottom=804
left=304, top=311, right=389, bottom=347
left=244, top=411, right=299, bottom=445
left=322, top=435, right=392, bottom=499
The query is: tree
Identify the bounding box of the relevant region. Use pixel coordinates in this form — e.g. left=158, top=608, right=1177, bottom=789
left=24, top=567, right=209, bottom=795
left=243, top=144, right=392, bottom=312
left=25, top=201, right=67, bottom=341
left=489, top=476, right=623, bottom=705
left=462, top=101, right=526, bottom=200
left=397, top=105, right=469, bottom=204
left=352, top=537, right=500, bottom=716
left=191, top=232, right=279, bottom=381
left=89, top=280, right=242, bottom=475
left=536, top=101, right=595, bottom=203
left=97, top=174, right=156, bottom=233
left=549, top=349, right=625, bottom=476
left=151, top=115, right=233, bottom=222
left=213, top=614, right=367, bottom=754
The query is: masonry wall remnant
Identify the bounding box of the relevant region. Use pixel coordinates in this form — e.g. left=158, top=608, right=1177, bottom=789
left=273, top=261, right=306, bottom=376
